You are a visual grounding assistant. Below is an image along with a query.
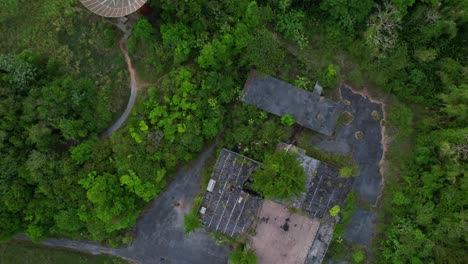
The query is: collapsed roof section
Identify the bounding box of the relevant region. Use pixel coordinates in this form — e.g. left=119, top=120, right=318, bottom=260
left=242, top=71, right=342, bottom=136
left=199, top=149, right=262, bottom=237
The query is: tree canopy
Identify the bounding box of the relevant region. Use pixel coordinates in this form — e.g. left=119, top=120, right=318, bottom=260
left=252, top=150, right=306, bottom=200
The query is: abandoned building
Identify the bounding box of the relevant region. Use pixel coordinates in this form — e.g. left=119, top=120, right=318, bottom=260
left=199, top=149, right=262, bottom=237
left=241, top=71, right=342, bottom=136
left=197, top=72, right=356, bottom=263
left=199, top=145, right=353, bottom=264
left=279, top=143, right=354, bottom=219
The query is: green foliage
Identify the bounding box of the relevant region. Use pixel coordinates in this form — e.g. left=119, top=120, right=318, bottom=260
left=1, top=1, right=466, bottom=259
left=337, top=112, right=353, bottom=127
left=297, top=134, right=357, bottom=170
left=242, top=28, right=286, bottom=75
left=184, top=195, right=203, bottom=234
left=252, top=150, right=306, bottom=200
left=332, top=192, right=357, bottom=241
left=79, top=172, right=140, bottom=235
left=320, top=0, right=374, bottom=31
left=183, top=211, right=202, bottom=234
left=223, top=105, right=291, bottom=161
left=319, top=64, right=340, bottom=88
left=338, top=167, right=353, bottom=178
left=132, top=18, right=154, bottom=45
left=120, top=170, right=159, bottom=202
left=329, top=205, right=341, bottom=216
left=0, top=241, right=127, bottom=264
left=294, top=76, right=311, bottom=90
left=229, top=246, right=258, bottom=264
left=439, top=84, right=468, bottom=127
left=70, top=139, right=96, bottom=165
left=281, top=114, right=295, bottom=126
left=275, top=3, right=308, bottom=49
left=351, top=250, right=366, bottom=263
left=161, top=23, right=195, bottom=65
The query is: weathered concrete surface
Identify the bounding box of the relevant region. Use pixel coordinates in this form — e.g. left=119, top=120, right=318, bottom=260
left=310, top=86, right=383, bottom=205
left=40, top=145, right=230, bottom=264
left=342, top=209, right=377, bottom=247
left=309, top=86, right=384, bottom=250
left=305, top=223, right=334, bottom=264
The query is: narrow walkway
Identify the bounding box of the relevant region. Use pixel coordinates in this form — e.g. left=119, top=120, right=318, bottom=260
left=101, top=18, right=138, bottom=137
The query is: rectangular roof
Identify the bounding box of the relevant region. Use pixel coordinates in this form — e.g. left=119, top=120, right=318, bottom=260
left=200, top=149, right=262, bottom=237
left=242, top=71, right=342, bottom=136
left=278, top=143, right=353, bottom=219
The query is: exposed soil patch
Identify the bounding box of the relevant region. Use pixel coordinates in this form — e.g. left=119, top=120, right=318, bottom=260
left=250, top=201, right=320, bottom=264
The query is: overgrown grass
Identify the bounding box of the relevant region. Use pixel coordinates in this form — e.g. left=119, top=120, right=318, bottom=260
left=210, top=231, right=240, bottom=246
left=0, top=241, right=127, bottom=264
left=183, top=196, right=203, bottom=234
left=336, top=112, right=354, bottom=128
left=297, top=130, right=359, bottom=174
left=325, top=192, right=368, bottom=262
left=228, top=245, right=258, bottom=264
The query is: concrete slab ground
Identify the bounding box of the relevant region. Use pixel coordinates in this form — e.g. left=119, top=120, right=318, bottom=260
left=342, top=208, right=377, bottom=247
left=250, top=201, right=320, bottom=264
left=310, top=86, right=384, bottom=205
left=309, top=86, right=384, bottom=250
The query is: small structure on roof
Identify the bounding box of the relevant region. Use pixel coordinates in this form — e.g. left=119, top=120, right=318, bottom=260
left=242, top=70, right=342, bottom=136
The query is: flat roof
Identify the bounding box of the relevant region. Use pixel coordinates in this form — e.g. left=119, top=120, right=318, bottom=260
left=302, top=162, right=352, bottom=218
left=279, top=143, right=353, bottom=219
left=242, top=71, right=342, bottom=136
left=200, top=149, right=262, bottom=237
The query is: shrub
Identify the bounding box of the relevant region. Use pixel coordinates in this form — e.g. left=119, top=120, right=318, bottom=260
left=252, top=150, right=306, bottom=200
left=329, top=205, right=341, bottom=216
left=339, top=166, right=353, bottom=178
left=319, top=64, right=340, bottom=88
left=184, top=195, right=203, bottom=234
left=229, top=247, right=257, bottom=264
left=337, top=112, right=353, bottom=126
left=281, top=114, right=295, bottom=126
left=352, top=250, right=366, bottom=263
left=183, top=211, right=201, bottom=234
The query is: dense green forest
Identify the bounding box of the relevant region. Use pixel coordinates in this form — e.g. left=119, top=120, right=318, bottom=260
left=0, top=241, right=126, bottom=264
left=1, top=0, right=466, bottom=263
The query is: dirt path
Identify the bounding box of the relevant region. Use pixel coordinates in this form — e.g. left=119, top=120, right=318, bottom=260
left=101, top=19, right=138, bottom=138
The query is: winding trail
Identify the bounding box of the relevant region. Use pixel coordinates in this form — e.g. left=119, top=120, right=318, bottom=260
left=101, top=19, right=138, bottom=138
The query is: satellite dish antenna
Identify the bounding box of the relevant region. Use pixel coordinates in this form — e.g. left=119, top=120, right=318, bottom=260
left=79, top=0, right=148, bottom=17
